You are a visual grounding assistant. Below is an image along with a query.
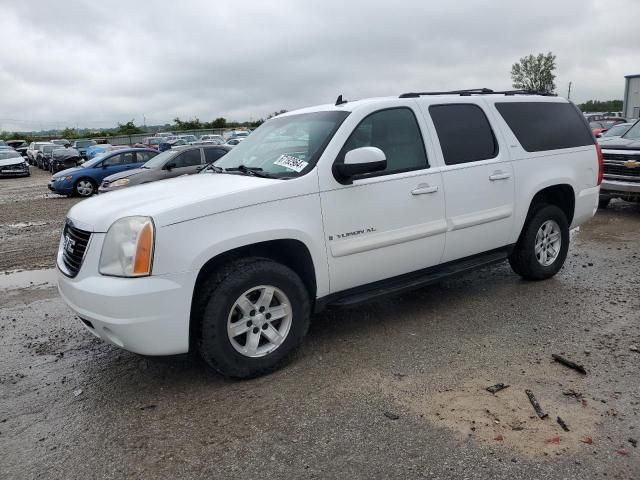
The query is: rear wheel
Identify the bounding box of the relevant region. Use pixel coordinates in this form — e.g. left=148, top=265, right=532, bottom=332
left=196, top=258, right=310, bottom=378
left=74, top=178, right=96, bottom=197
left=509, top=204, right=569, bottom=280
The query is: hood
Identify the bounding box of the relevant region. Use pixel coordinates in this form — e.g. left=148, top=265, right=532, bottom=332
left=600, top=138, right=640, bottom=150
left=103, top=167, right=148, bottom=183
left=66, top=172, right=314, bottom=232
left=52, top=166, right=83, bottom=178
left=0, top=157, right=24, bottom=166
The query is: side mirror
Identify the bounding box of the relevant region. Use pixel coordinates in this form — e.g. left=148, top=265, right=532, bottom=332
left=333, top=146, right=386, bottom=184
left=165, top=162, right=176, bottom=171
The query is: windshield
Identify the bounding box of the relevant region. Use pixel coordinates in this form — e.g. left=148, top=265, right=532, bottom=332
left=142, top=149, right=176, bottom=168
left=602, top=124, right=630, bottom=137
left=81, top=152, right=113, bottom=168
left=75, top=140, right=95, bottom=148
left=621, top=120, right=640, bottom=140
left=214, top=111, right=349, bottom=178
left=43, top=145, right=61, bottom=153
left=0, top=150, right=21, bottom=160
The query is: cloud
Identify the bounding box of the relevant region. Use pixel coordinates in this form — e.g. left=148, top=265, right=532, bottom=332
left=0, top=0, right=638, bottom=131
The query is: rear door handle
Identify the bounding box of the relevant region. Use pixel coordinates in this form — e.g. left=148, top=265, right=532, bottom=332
left=489, top=171, right=511, bottom=181
left=411, top=184, right=439, bottom=195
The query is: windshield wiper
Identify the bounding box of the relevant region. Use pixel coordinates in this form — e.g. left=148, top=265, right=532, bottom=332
left=224, top=165, right=278, bottom=178
left=202, top=164, right=224, bottom=173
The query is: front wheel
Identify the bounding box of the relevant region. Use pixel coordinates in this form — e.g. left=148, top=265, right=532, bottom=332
left=74, top=178, right=96, bottom=197
left=196, top=258, right=311, bottom=378
left=509, top=204, right=569, bottom=281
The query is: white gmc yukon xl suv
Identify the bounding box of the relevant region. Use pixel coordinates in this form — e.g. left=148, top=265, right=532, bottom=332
left=57, top=89, right=602, bottom=378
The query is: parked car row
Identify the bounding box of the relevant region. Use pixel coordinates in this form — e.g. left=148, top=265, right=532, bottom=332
left=47, top=144, right=231, bottom=197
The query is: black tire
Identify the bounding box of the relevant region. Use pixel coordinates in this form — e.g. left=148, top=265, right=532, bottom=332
left=73, top=178, right=96, bottom=197
left=196, top=257, right=311, bottom=378
left=509, top=204, right=569, bottom=281
left=598, top=197, right=611, bottom=209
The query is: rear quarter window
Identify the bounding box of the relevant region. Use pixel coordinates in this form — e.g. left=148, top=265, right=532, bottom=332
left=495, top=102, right=594, bottom=152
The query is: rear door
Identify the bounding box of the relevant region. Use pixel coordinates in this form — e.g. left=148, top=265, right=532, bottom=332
left=421, top=101, right=515, bottom=262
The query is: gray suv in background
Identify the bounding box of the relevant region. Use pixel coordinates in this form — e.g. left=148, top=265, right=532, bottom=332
left=99, top=144, right=231, bottom=193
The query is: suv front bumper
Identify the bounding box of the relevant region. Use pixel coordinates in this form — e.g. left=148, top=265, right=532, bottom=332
left=56, top=234, right=193, bottom=355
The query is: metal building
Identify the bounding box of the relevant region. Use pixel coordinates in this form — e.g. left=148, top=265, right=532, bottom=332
left=623, top=74, right=640, bottom=119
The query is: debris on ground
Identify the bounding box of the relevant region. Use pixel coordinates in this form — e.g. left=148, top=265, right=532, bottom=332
left=545, top=436, right=561, bottom=444
left=494, top=434, right=504, bottom=441
left=139, top=405, right=157, bottom=411
left=525, top=389, right=548, bottom=419
left=562, top=389, right=583, bottom=400
left=630, top=345, right=639, bottom=353
left=581, top=436, right=593, bottom=445
left=486, top=383, right=509, bottom=394
left=557, top=417, right=570, bottom=432
left=551, top=354, right=587, bottom=375
left=629, top=438, right=637, bottom=448
left=383, top=411, right=399, bottom=420
left=73, top=389, right=83, bottom=397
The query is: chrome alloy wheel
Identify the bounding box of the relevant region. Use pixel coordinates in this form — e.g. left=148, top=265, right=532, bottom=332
left=76, top=179, right=94, bottom=196
left=227, top=285, right=293, bottom=358
left=535, top=220, right=561, bottom=266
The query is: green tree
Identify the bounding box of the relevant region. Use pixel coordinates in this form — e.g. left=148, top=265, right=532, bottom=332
left=61, top=127, right=77, bottom=139
left=511, top=52, right=557, bottom=94
left=173, top=117, right=202, bottom=130
left=267, top=109, right=288, bottom=120
left=577, top=99, right=624, bottom=113
left=212, top=117, right=227, bottom=128
left=116, top=120, right=144, bottom=135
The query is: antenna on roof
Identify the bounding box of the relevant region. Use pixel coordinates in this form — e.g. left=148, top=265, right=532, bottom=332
left=335, top=95, right=348, bottom=106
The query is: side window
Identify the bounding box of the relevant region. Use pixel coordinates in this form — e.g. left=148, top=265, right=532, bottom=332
left=495, top=102, right=594, bottom=152
left=204, top=148, right=227, bottom=163
left=173, top=149, right=202, bottom=168
left=341, top=107, right=428, bottom=176
left=121, top=152, right=135, bottom=164
left=429, top=104, right=498, bottom=165
left=102, top=154, right=123, bottom=166
left=136, top=151, right=156, bottom=163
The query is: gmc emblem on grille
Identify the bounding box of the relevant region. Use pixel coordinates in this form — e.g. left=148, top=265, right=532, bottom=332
left=63, top=234, right=76, bottom=254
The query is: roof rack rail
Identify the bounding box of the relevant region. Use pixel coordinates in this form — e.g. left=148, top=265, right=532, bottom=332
left=399, top=89, right=556, bottom=98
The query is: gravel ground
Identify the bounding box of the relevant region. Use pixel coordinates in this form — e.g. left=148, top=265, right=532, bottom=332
left=1, top=168, right=639, bottom=479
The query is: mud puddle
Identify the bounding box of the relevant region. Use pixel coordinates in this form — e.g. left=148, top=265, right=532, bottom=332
left=0, top=268, right=57, bottom=291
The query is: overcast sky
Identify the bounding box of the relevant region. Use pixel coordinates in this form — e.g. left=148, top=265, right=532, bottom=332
left=1, top=0, right=638, bottom=132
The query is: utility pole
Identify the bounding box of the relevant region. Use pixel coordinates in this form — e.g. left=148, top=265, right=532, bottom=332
left=567, top=81, right=572, bottom=100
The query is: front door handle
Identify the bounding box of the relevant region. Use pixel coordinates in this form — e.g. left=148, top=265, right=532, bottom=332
left=489, top=171, right=511, bottom=181
left=411, top=184, right=439, bottom=195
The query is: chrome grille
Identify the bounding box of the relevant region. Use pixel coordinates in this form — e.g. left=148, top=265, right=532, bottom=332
left=603, top=152, right=640, bottom=162
left=61, top=222, right=91, bottom=277
left=603, top=163, right=640, bottom=178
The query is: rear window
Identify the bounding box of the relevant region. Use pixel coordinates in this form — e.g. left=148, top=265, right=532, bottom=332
left=429, top=104, right=498, bottom=165
left=495, top=102, right=594, bottom=152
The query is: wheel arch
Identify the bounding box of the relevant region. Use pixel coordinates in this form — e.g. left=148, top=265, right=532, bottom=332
left=189, top=238, right=317, bottom=349
left=526, top=184, right=575, bottom=225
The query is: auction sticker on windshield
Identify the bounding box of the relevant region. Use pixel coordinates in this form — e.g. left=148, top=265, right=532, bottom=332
left=274, top=154, right=308, bottom=172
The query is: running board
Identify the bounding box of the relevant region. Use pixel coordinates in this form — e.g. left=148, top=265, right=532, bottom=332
left=316, top=247, right=511, bottom=311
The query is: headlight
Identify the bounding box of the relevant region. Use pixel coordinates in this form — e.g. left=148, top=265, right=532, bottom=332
left=61, top=175, right=73, bottom=181
left=99, top=216, right=155, bottom=277
left=110, top=178, right=130, bottom=187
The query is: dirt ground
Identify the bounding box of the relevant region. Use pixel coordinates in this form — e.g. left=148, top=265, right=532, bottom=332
left=1, top=168, right=640, bottom=479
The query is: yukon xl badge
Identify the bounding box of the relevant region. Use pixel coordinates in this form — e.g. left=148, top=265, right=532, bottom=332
left=329, top=227, right=376, bottom=241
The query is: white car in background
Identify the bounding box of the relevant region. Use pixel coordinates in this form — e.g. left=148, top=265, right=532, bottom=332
left=597, top=122, right=634, bottom=144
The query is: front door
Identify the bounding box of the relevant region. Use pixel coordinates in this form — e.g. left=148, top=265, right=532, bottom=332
left=319, top=106, right=446, bottom=293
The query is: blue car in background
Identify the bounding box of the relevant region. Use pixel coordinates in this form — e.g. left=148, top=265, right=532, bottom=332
left=48, top=148, right=158, bottom=197
left=85, top=144, right=113, bottom=159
